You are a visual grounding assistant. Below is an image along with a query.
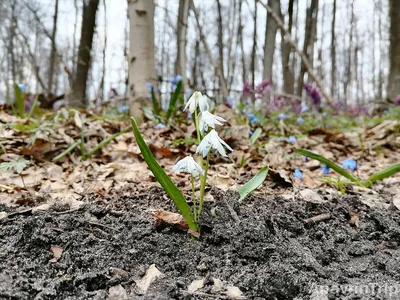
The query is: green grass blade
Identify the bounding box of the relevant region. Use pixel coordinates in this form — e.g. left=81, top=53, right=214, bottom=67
left=237, top=166, right=269, bottom=201
left=87, top=127, right=130, bottom=159
left=151, top=87, right=161, bottom=116
left=364, top=164, right=400, bottom=187
left=14, top=84, right=24, bottom=118
left=166, top=81, right=182, bottom=120
left=250, top=128, right=262, bottom=145
left=131, top=117, right=198, bottom=231
left=294, top=149, right=359, bottom=183
left=27, top=94, right=39, bottom=119
left=53, top=141, right=80, bottom=161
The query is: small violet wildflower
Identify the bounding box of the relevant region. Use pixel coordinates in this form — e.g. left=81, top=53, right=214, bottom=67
left=294, top=169, right=303, bottom=181
left=342, top=158, right=358, bottom=172
left=320, top=165, right=330, bottom=174
left=395, top=95, right=400, bottom=106
left=247, top=113, right=260, bottom=125
left=172, top=156, right=204, bottom=177
left=184, top=91, right=209, bottom=114
left=154, top=123, right=166, bottom=130
left=196, top=129, right=233, bottom=158
left=288, top=136, right=297, bottom=144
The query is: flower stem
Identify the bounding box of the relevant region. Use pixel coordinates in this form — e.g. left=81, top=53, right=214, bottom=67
left=191, top=175, right=197, bottom=222
left=198, top=152, right=210, bottom=219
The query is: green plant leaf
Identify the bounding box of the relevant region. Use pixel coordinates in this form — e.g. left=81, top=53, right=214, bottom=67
left=364, top=164, right=400, bottom=187
left=237, top=166, right=269, bottom=201
left=53, top=141, right=80, bottom=162
left=250, top=128, right=262, bottom=145
left=131, top=117, right=198, bottom=232
left=294, top=149, right=359, bottom=183
left=166, top=81, right=182, bottom=120
left=151, top=87, right=161, bottom=116
left=27, top=94, right=39, bottom=119
left=0, top=157, right=29, bottom=174
left=87, top=128, right=130, bottom=159
left=14, top=84, right=25, bottom=118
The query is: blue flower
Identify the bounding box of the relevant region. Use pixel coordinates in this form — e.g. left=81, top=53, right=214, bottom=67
left=154, top=123, right=166, bottom=130
left=301, top=105, right=309, bottom=113
left=118, top=105, right=129, bottom=113
left=278, top=113, right=286, bottom=120
left=171, top=75, right=183, bottom=85
left=342, top=158, right=358, bottom=172
left=294, top=169, right=303, bottom=180
left=247, top=113, right=260, bottom=125
left=297, top=117, right=304, bottom=124
left=249, top=130, right=254, bottom=137
left=288, top=136, right=297, bottom=144
left=146, top=82, right=153, bottom=92
left=322, top=112, right=328, bottom=117
left=320, top=165, right=330, bottom=174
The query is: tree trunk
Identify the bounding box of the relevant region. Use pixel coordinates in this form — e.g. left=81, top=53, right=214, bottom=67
left=238, top=0, right=246, bottom=84
left=48, top=0, right=59, bottom=94
left=388, top=0, right=400, bottom=101
left=216, top=0, right=225, bottom=80
left=297, top=0, right=319, bottom=95
left=251, top=1, right=258, bottom=88
left=343, top=0, right=355, bottom=104
left=281, top=0, right=295, bottom=94
left=263, top=0, right=280, bottom=81
left=71, top=0, right=100, bottom=108
left=128, top=0, right=156, bottom=120
left=330, top=0, right=336, bottom=98
left=175, top=0, right=189, bottom=88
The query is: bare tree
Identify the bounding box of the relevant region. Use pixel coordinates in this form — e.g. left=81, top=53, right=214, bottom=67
left=330, top=0, right=336, bottom=97
left=128, top=0, right=156, bottom=120
left=47, top=0, right=59, bottom=93
left=343, top=0, right=355, bottom=104
left=251, top=0, right=258, bottom=88
left=216, top=0, right=225, bottom=80
left=297, top=0, right=319, bottom=96
left=71, top=0, right=100, bottom=107
left=263, top=0, right=280, bottom=82
left=388, top=0, right=400, bottom=101
left=281, top=0, right=295, bottom=94
left=175, top=0, right=190, bottom=88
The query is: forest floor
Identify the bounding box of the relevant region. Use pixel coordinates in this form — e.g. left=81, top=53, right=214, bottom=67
left=0, top=106, right=400, bottom=299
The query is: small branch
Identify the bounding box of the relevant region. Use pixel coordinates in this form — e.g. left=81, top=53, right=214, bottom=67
left=303, top=213, right=331, bottom=224
left=257, top=0, right=334, bottom=106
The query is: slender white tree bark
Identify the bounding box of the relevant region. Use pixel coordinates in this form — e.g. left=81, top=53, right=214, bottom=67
left=128, top=0, right=156, bottom=120
left=176, top=0, right=190, bottom=88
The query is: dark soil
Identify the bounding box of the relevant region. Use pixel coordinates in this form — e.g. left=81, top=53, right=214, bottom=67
left=1, top=187, right=400, bottom=300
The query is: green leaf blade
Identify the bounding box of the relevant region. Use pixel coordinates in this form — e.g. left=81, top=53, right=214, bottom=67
left=294, top=149, right=359, bottom=183
left=250, top=128, right=262, bottom=145
left=237, top=166, right=269, bottom=201
left=131, top=117, right=198, bottom=231
left=14, top=84, right=25, bottom=118
left=166, top=81, right=182, bottom=120
left=151, top=87, right=161, bottom=116
left=364, top=164, right=400, bottom=187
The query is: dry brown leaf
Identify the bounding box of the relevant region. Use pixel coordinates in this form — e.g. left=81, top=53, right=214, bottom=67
left=348, top=210, right=360, bottom=228
left=188, top=278, right=205, bottom=293
left=0, top=211, right=7, bottom=220
left=152, top=210, right=188, bottom=231
left=49, top=245, right=63, bottom=263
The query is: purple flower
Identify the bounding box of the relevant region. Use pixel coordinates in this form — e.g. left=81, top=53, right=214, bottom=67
left=297, top=117, right=304, bottom=124
left=395, top=95, right=400, bottom=106
left=288, top=136, right=297, bottom=144
left=254, top=80, right=270, bottom=96
left=294, top=169, right=303, bottom=180
left=320, top=165, right=330, bottom=174
left=225, top=96, right=233, bottom=108
left=278, top=113, right=286, bottom=120
left=333, top=100, right=346, bottom=112
left=342, top=158, right=358, bottom=172
left=243, top=82, right=252, bottom=98
left=304, top=83, right=322, bottom=109
left=154, top=123, right=166, bottom=130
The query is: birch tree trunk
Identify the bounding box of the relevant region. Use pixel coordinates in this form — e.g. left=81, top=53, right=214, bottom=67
left=128, top=0, right=156, bottom=120
left=175, top=0, right=189, bottom=88
left=71, top=0, right=100, bottom=108
left=388, top=0, right=400, bottom=101
left=263, top=0, right=280, bottom=81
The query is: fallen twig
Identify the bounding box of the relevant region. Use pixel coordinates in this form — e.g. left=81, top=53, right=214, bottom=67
left=303, top=213, right=331, bottom=224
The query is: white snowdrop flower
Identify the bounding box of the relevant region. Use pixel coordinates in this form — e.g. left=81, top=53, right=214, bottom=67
left=196, top=129, right=233, bottom=158
left=199, top=111, right=227, bottom=133
left=184, top=91, right=209, bottom=114
left=172, top=156, right=204, bottom=177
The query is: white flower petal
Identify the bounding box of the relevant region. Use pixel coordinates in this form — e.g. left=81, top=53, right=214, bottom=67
left=172, top=156, right=203, bottom=176
left=196, top=129, right=233, bottom=158
left=199, top=111, right=226, bottom=133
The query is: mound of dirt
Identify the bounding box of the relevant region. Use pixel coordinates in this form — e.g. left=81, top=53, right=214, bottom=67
left=1, top=188, right=400, bottom=299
